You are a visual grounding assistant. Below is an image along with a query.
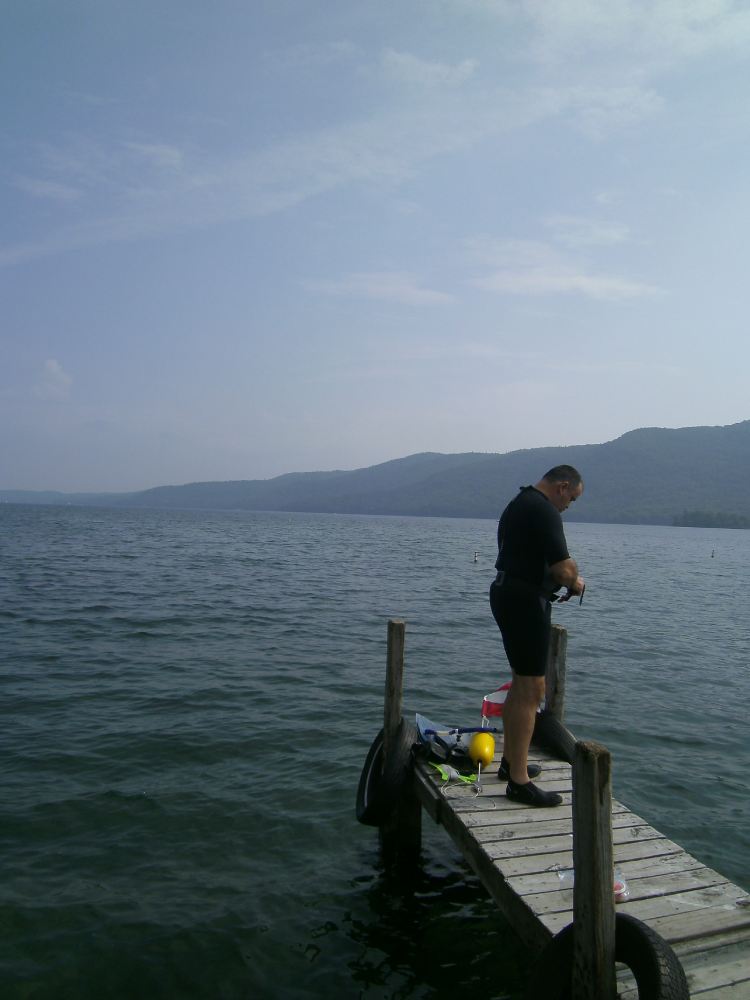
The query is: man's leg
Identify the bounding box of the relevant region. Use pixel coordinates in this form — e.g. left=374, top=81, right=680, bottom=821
left=503, top=671, right=562, bottom=807
left=502, top=672, right=545, bottom=785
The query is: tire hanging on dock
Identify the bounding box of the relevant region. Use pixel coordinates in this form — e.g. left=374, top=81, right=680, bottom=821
left=356, top=719, right=417, bottom=827
left=524, top=912, right=690, bottom=1000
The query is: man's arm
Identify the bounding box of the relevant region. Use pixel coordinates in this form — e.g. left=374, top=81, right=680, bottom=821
left=549, top=557, right=585, bottom=595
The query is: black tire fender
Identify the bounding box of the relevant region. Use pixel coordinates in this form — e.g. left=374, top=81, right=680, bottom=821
left=524, top=912, right=689, bottom=1000
left=355, top=720, right=417, bottom=827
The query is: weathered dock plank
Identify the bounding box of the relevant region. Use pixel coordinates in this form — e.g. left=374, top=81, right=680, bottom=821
left=413, top=739, right=750, bottom=995
left=376, top=618, right=749, bottom=995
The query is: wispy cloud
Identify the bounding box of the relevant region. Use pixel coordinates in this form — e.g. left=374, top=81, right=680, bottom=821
left=122, top=142, right=184, bottom=170
left=306, top=271, right=454, bottom=305
left=34, top=359, right=73, bottom=401
left=476, top=268, right=657, bottom=300
left=0, top=88, right=547, bottom=266
left=468, top=238, right=660, bottom=300
left=524, top=1, right=750, bottom=71
left=564, top=84, right=664, bottom=137
left=381, top=49, right=478, bottom=87
left=544, top=214, right=631, bottom=248
left=0, top=36, right=693, bottom=270
left=594, top=190, right=620, bottom=206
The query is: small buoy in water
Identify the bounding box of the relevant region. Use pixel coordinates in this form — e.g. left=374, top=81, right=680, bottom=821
left=473, top=551, right=479, bottom=563
left=711, top=549, right=715, bottom=558
left=468, top=731, right=495, bottom=768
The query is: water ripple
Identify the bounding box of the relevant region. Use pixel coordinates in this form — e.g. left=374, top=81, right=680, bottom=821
left=1, top=505, right=749, bottom=998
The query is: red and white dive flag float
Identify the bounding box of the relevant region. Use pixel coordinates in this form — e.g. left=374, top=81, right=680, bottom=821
left=481, top=681, right=512, bottom=720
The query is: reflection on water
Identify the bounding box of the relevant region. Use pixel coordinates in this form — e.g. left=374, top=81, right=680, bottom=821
left=342, top=838, right=525, bottom=1000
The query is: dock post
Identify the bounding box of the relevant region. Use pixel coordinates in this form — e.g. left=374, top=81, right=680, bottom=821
left=381, top=619, right=421, bottom=857
left=544, top=623, right=568, bottom=722
left=383, top=618, right=406, bottom=756
left=572, top=740, right=616, bottom=1000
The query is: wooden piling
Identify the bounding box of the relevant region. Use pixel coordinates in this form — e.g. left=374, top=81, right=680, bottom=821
left=381, top=619, right=421, bottom=856
left=544, top=623, right=568, bottom=722
left=572, top=740, right=617, bottom=999
left=383, top=618, right=405, bottom=761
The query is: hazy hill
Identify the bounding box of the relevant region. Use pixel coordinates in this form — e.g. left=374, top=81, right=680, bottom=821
left=3, top=420, right=750, bottom=526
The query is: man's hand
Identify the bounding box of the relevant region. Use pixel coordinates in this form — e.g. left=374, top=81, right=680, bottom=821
left=558, top=575, right=585, bottom=602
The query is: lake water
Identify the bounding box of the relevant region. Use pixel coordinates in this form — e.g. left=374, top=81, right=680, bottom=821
left=1, top=504, right=748, bottom=999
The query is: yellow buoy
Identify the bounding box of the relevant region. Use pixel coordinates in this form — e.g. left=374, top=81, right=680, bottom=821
left=468, top=731, right=495, bottom=768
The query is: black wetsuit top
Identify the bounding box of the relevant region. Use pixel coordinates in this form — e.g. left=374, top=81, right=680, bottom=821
left=494, top=486, right=570, bottom=600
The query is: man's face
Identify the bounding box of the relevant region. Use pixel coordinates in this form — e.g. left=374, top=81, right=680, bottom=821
left=553, top=481, right=583, bottom=512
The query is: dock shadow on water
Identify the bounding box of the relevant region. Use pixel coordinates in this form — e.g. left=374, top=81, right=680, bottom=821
left=338, top=833, right=528, bottom=999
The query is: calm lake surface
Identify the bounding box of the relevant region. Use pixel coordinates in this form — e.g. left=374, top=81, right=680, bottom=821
left=2, top=504, right=748, bottom=999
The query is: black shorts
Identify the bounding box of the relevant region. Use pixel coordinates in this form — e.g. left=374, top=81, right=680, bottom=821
left=489, top=581, right=551, bottom=678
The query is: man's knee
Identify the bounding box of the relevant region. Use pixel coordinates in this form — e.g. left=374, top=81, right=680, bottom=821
left=511, top=674, right=546, bottom=707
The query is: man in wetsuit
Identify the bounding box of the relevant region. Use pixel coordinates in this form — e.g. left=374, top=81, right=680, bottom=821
left=489, top=465, right=585, bottom=807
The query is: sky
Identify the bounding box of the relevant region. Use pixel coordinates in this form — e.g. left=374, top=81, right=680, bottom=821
left=3, top=1, right=750, bottom=492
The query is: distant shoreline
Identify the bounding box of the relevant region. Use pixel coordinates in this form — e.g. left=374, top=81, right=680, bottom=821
left=3, top=418, right=750, bottom=526
left=4, top=497, right=750, bottom=531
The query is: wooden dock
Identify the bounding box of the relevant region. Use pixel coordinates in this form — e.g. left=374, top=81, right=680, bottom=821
left=371, top=619, right=750, bottom=998
left=413, top=745, right=750, bottom=998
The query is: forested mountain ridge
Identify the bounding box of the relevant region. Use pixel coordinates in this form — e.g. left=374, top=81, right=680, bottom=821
left=3, top=420, right=750, bottom=526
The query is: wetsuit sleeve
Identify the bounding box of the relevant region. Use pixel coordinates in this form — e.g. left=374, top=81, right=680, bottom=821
left=540, top=504, right=569, bottom=566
